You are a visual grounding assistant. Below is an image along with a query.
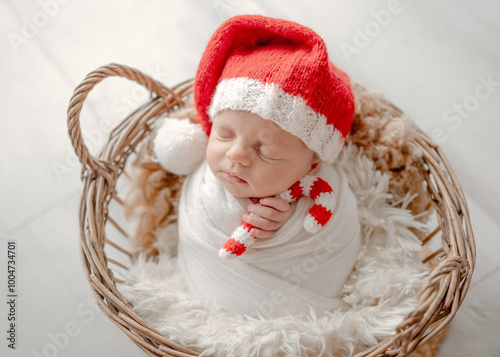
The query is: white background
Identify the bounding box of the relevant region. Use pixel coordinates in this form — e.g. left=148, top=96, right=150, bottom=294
left=1, top=0, right=499, bottom=356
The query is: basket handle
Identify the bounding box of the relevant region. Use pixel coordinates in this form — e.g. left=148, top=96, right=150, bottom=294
left=67, top=63, right=181, bottom=180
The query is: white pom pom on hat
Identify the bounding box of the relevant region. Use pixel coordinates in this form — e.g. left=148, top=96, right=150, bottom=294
left=153, top=118, right=208, bottom=176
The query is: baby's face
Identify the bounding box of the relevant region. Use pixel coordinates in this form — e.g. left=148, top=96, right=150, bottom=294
left=206, top=110, right=320, bottom=198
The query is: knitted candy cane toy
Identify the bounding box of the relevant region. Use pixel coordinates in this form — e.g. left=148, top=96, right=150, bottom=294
left=219, top=175, right=334, bottom=258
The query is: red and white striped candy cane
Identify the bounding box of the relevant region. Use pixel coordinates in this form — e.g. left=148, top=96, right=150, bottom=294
left=219, top=175, right=335, bottom=258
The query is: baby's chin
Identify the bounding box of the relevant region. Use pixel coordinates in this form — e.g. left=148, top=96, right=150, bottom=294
left=222, top=182, right=278, bottom=199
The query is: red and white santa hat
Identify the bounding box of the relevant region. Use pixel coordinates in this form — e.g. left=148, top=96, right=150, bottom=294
left=196, top=15, right=354, bottom=162
left=154, top=15, right=355, bottom=175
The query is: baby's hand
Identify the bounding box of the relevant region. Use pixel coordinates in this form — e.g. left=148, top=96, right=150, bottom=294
left=243, top=197, right=293, bottom=239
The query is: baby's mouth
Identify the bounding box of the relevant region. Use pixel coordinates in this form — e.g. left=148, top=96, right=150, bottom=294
left=222, top=170, right=247, bottom=184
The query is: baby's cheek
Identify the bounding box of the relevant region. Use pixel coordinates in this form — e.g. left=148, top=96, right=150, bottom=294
left=265, top=168, right=291, bottom=192
left=206, top=141, right=222, bottom=164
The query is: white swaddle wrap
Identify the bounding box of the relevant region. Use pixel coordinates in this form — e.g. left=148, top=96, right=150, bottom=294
left=176, top=160, right=361, bottom=318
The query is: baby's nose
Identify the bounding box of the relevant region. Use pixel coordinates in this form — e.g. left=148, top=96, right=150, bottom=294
left=226, top=143, right=252, bottom=166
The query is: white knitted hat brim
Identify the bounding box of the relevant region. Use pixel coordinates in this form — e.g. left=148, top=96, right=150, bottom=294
left=208, top=77, right=345, bottom=163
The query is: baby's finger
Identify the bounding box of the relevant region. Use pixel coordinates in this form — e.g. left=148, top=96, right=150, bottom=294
left=249, top=227, right=275, bottom=239
left=243, top=214, right=282, bottom=231
left=258, top=197, right=292, bottom=212
left=247, top=204, right=282, bottom=222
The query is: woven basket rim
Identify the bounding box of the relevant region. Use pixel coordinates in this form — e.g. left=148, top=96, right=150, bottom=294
left=67, top=63, right=476, bottom=357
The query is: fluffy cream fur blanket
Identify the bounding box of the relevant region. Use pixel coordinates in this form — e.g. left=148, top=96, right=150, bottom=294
left=118, top=143, right=427, bottom=357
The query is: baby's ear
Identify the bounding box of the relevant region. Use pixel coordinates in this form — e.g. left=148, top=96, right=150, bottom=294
left=307, top=156, right=322, bottom=175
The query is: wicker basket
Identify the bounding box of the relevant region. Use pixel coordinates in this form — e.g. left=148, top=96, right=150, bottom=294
left=67, top=63, right=476, bottom=357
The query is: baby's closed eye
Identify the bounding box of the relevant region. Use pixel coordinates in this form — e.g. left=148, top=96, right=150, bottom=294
left=257, top=145, right=283, bottom=161
left=215, top=127, right=234, bottom=139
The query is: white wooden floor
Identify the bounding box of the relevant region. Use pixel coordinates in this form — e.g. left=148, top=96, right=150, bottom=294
left=1, top=1, right=499, bottom=356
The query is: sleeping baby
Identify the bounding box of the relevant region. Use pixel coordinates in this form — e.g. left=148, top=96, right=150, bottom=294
left=152, top=14, right=361, bottom=318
